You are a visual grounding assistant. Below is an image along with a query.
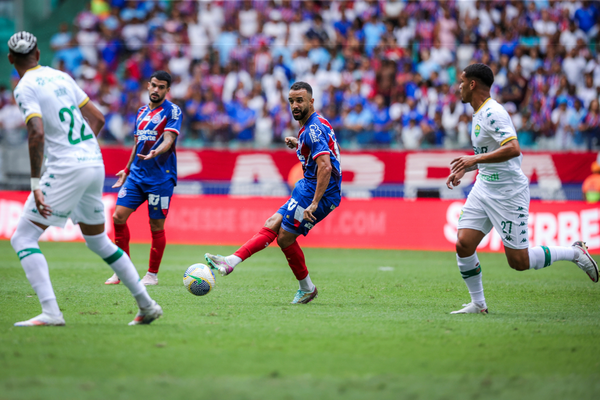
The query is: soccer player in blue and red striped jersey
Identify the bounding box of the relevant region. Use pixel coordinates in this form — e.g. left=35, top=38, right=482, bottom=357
left=105, top=71, right=182, bottom=286
left=205, top=81, right=342, bottom=304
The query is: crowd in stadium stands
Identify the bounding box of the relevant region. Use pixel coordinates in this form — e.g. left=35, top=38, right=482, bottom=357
left=1, top=0, right=600, bottom=151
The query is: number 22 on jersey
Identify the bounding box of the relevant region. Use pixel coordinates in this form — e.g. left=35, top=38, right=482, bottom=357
left=59, top=105, right=93, bottom=145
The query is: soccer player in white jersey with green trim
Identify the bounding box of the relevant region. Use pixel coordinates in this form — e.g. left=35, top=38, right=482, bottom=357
left=446, top=63, right=599, bottom=314
left=8, top=31, right=162, bottom=326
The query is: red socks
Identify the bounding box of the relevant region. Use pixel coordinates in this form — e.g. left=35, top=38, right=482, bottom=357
left=149, top=229, right=166, bottom=274
left=234, top=227, right=278, bottom=261
left=113, top=223, right=130, bottom=256
left=281, top=241, right=308, bottom=280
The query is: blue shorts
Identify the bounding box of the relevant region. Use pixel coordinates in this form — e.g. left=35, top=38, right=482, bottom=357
left=277, top=181, right=341, bottom=236
left=116, top=178, right=174, bottom=220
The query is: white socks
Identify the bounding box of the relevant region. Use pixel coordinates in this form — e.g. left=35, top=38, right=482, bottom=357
left=529, top=245, right=576, bottom=270
left=83, top=233, right=152, bottom=309
left=299, top=274, right=315, bottom=292
left=225, top=255, right=242, bottom=267
left=10, top=219, right=62, bottom=317
left=456, top=253, right=486, bottom=308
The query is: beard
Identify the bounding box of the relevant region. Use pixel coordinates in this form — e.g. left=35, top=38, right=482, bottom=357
left=292, top=107, right=308, bottom=121
left=149, top=93, right=164, bottom=104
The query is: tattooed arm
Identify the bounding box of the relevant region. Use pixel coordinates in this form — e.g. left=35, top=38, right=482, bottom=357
left=27, top=116, right=51, bottom=218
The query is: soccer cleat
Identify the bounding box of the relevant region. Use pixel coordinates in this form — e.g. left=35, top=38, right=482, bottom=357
left=204, top=253, right=234, bottom=276
left=105, top=273, right=120, bottom=285
left=140, top=273, right=158, bottom=286
left=290, top=286, right=318, bottom=304
left=128, top=301, right=163, bottom=325
left=450, top=302, right=488, bottom=314
left=14, top=313, right=65, bottom=327
left=572, top=241, right=599, bottom=283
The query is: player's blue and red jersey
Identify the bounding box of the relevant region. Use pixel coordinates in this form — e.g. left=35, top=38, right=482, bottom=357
left=296, top=112, right=342, bottom=196
left=129, top=99, right=182, bottom=185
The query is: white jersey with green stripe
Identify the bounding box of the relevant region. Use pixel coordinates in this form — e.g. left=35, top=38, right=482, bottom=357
left=13, top=65, right=103, bottom=173
left=471, top=98, right=528, bottom=196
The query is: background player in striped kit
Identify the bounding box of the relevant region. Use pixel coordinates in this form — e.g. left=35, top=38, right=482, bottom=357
left=8, top=31, right=161, bottom=326
left=105, top=71, right=182, bottom=286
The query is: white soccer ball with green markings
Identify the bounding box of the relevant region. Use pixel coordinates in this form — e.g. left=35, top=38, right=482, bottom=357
left=183, top=264, right=216, bottom=296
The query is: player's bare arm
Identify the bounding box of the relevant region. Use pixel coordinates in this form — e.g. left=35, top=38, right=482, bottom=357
left=284, top=136, right=298, bottom=149
left=113, top=137, right=138, bottom=188
left=304, top=155, right=332, bottom=223
left=450, top=139, right=521, bottom=174
left=80, top=101, right=105, bottom=136
left=137, top=131, right=177, bottom=161
left=26, top=116, right=51, bottom=218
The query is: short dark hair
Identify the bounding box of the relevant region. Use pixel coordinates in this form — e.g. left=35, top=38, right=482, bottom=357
left=150, top=70, right=172, bottom=87
left=464, top=63, right=494, bottom=88
left=290, top=81, right=313, bottom=97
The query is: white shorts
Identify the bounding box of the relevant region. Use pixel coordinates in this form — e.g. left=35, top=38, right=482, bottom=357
left=23, top=166, right=106, bottom=228
left=457, top=184, right=530, bottom=249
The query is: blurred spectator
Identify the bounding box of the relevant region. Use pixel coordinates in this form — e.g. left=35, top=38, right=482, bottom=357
left=5, top=0, right=600, bottom=151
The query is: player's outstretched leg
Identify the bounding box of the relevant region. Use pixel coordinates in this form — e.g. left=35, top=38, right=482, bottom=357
left=527, top=243, right=599, bottom=282
left=11, top=219, right=66, bottom=326
left=105, top=222, right=131, bottom=284
left=83, top=232, right=162, bottom=325
left=451, top=252, right=488, bottom=314
left=205, top=227, right=278, bottom=276
left=281, top=241, right=318, bottom=304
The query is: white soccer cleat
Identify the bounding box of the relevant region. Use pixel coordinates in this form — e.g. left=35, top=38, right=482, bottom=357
left=14, top=313, right=65, bottom=327
left=105, top=273, right=120, bottom=285
left=450, top=302, right=488, bottom=314
left=140, top=273, right=158, bottom=286
left=204, top=253, right=234, bottom=276
left=128, top=301, right=163, bottom=325
left=572, top=241, right=599, bottom=283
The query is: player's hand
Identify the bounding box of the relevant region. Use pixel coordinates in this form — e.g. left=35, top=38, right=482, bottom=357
left=33, top=189, right=52, bottom=218
left=137, top=150, right=158, bottom=161
left=112, top=169, right=129, bottom=188
left=303, top=202, right=318, bottom=223
left=450, top=155, right=478, bottom=174
left=285, top=137, right=298, bottom=149
left=446, top=169, right=465, bottom=189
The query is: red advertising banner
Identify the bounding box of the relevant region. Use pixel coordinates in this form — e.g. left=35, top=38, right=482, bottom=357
left=101, top=147, right=597, bottom=186
left=1, top=191, right=598, bottom=254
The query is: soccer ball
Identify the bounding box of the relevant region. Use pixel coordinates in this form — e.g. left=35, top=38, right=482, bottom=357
left=183, top=264, right=216, bottom=296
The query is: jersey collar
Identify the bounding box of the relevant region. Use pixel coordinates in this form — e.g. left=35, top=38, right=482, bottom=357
left=474, top=97, right=492, bottom=114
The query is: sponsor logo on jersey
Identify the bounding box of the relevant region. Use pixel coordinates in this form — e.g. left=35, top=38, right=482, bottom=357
left=504, top=235, right=513, bottom=241
left=491, top=119, right=496, bottom=125
left=479, top=172, right=499, bottom=182
left=520, top=230, right=527, bottom=234
left=305, top=222, right=314, bottom=230
left=137, top=130, right=158, bottom=141
left=520, top=238, right=527, bottom=243
left=519, top=221, right=526, bottom=226
left=309, top=124, right=322, bottom=142
left=172, top=106, right=181, bottom=120
left=54, top=87, right=67, bottom=97
left=474, top=124, right=481, bottom=137
left=518, top=214, right=526, bottom=218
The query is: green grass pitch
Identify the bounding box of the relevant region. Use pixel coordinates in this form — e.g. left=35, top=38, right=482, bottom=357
left=1, top=240, right=599, bottom=400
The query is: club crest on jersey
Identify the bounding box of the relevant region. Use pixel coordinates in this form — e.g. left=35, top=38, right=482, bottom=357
left=118, top=187, right=127, bottom=198
left=474, top=124, right=481, bottom=137
left=151, top=113, right=162, bottom=124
